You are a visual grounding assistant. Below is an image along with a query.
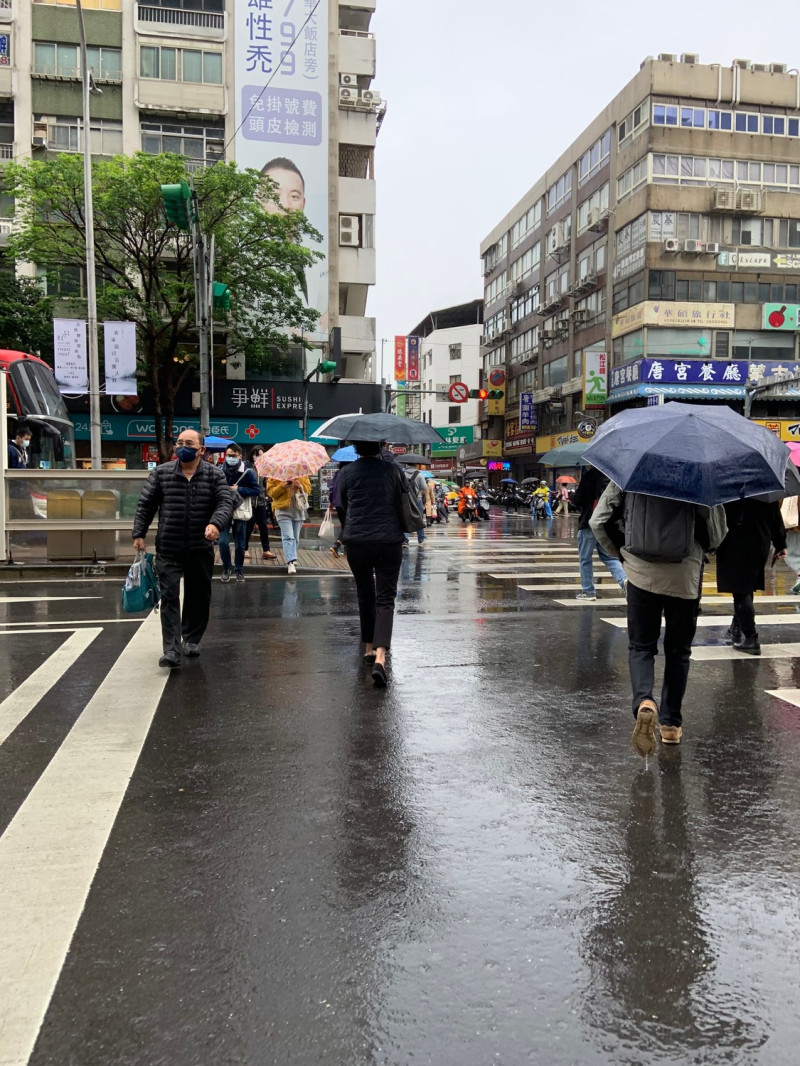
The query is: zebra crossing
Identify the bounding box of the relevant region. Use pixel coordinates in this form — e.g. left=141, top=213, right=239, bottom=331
left=432, top=524, right=800, bottom=707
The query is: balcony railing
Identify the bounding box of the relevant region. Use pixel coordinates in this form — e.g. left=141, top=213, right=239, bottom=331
left=136, top=4, right=224, bottom=31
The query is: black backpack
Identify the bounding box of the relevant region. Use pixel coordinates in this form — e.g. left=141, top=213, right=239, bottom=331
left=623, top=492, right=697, bottom=564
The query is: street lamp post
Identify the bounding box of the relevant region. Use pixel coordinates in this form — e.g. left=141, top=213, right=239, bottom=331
left=302, top=357, right=337, bottom=440
left=76, top=0, right=102, bottom=470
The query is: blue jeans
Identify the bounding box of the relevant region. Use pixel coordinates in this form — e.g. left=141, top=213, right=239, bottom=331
left=578, top=526, right=626, bottom=594
left=276, top=512, right=304, bottom=563
left=219, top=519, right=248, bottom=574
left=403, top=498, right=426, bottom=543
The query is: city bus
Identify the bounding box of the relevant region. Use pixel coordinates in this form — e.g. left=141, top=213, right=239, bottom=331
left=1, top=349, right=76, bottom=469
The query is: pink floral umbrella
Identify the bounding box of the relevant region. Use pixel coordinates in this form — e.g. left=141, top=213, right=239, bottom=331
left=254, top=439, right=330, bottom=481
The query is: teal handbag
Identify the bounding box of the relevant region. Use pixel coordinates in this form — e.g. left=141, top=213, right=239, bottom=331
left=122, top=551, right=161, bottom=613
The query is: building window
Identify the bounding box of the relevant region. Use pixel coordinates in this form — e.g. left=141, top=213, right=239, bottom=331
left=546, top=170, right=572, bottom=216
left=618, top=99, right=650, bottom=146
left=510, top=241, right=541, bottom=282
left=484, top=272, right=507, bottom=307
left=141, top=120, right=224, bottom=165
left=449, top=344, right=462, bottom=361
left=510, top=201, right=542, bottom=248
left=33, top=0, right=123, bottom=9
left=33, top=42, right=122, bottom=80
left=448, top=406, right=461, bottom=424
left=542, top=356, right=568, bottom=388
left=617, top=157, right=648, bottom=201
left=510, top=285, right=540, bottom=324
left=578, top=130, right=611, bottom=187
left=449, top=374, right=462, bottom=384
left=35, top=114, right=122, bottom=154
left=140, top=46, right=222, bottom=84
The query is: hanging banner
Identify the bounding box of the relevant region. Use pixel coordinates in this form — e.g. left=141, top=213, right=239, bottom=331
left=407, top=335, right=420, bottom=381
left=583, top=350, right=608, bottom=407
left=519, top=392, right=538, bottom=430
left=103, top=321, right=138, bottom=396
left=234, top=0, right=329, bottom=343
left=394, top=335, right=407, bottom=382
left=53, top=318, right=88, bottom=393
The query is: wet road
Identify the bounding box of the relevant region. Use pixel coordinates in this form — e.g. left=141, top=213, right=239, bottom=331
left=2, top=513, right=800, bottom=1065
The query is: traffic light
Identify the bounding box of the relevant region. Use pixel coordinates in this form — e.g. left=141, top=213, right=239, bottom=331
left=470, top=389, right=489, bottom=399
left=318, top=360, right=337, bottom=373
left=488, top=389, right=504, bottom=400
left=212, top=281, right=231, bottom=310
left=160, top=180, right=192, bottom=232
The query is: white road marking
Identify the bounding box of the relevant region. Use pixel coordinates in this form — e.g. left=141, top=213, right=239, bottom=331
left=0, top=597, right=102, bottom=605
left=517, top=584, right=639, bottom=593
left=550, top=593, right=800, bottom=607
left=0, top=629, right=102, bottom=748
left=0, top=619, right=142, bottom=629
left=765, top=689, right=800, bottom=707
left=488, top=572, right=621, bottom=580
left=601, top=613, right=800, bottom=630
left=691, top=643, right=800, bottom=661
left=0, top=611, right=167, bottom=1066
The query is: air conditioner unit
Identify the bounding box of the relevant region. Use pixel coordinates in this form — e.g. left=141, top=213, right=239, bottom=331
left=32, top=136, right=46, bottom=148
left=713, top=187, right=735, bottom=210
left=572, top=309, right=590, bottom=323
left=339, top=73, right=359, bottom=87
left=684, top=239, right=704, bottom=253
left=771, top=62, right=789, bottom=74
left=681, top=53, right=699, bottom=64
left=664, top=238, right=680, bottom=252
left=542, top=327, right=557, bottom=340
left=555, top=317, right=570, bottom=332
left=581, top=271, right=598, bottom=289
left=360, top=90, right=381, bottom=105
left=658, top=53, right=678, bottom=62
left=514, top=280, right=525, bottom=296
left=752, top=63, right=771, bottom=73
left=587, top=209, right=608, bottom=231
left=737, top=188, right=764, bottom=212
left=338, top=86, right=358, bottom=106
left=704, top=242, right=720, bottom=254
left=733, top=58, right=753, bottom=70
left=338, top=214, right=361, bottom=246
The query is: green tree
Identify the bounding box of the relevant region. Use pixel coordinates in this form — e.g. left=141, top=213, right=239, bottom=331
left=0, top=271, right=54, bottom=357
left=5, top=152, right=322, bottom=459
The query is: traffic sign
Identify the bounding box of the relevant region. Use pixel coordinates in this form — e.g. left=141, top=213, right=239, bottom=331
left=489, top=369, right=506, bottom=387
left=448, top=382, right=470, bottom=403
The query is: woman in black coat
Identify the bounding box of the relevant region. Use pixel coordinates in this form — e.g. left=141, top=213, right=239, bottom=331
left=716, top=499, right=787, bottom=654
left=338, top=440, right=407, bottom=687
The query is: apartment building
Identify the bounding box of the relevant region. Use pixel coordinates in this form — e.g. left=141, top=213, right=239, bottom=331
left=0, top=0, right=380, bottom=382
left=480, top=54, right=800, bottom=475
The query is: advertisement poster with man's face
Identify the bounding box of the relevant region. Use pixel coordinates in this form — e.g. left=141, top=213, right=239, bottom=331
left=235, top=1, right=329, bottom=343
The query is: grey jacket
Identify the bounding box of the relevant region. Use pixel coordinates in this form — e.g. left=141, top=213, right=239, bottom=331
left=590, top=482, right=728, bottom=600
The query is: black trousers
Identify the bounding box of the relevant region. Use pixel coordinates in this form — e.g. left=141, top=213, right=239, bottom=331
left=627, top=582, right=699, bottom=728
left=246, top=501, right=271, bottom=550
left=156, top=547, right=214, bottom=657
left=732, top=592, right=757, bottom=638
left=346, top=541, right=403, bottom=649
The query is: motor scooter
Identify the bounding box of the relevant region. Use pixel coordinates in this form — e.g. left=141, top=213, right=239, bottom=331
left=531, top=494, right=548, bottom=520
left=476, top=491, right=491, bottom=521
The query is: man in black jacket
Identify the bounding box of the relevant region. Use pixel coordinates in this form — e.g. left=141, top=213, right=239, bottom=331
left=133, top=429, right=233, bottom=667
left=572, top=465, right=627, bottom=601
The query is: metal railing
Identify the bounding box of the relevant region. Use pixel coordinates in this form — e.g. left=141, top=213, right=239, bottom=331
left=340, top=29, right=375, bottom=38
left=136, top=4, right=225, bottom=30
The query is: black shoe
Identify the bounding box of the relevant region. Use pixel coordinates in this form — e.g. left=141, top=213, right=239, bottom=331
left=221, top=569, right=232, bottom=583
left=159, top=652, right=181, bottom=668
left=236, top=571, right=245, bottom=583
left=363, top=652, right=377, bottom=664
left=371, top=662, right=387, bottom=687
left=183, top=642, right=201, bottom=657
left=733, top=633, right=761, bottom=655
left=725, top=617, right=742, bottom=643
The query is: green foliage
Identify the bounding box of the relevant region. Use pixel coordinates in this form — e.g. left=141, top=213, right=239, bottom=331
left=5, top=152, right=322, bottom=456
left=0, top=270, right=54, bottom=358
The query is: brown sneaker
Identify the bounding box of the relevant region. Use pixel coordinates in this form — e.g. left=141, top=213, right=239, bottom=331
left=660, top=725, right=683, bottom=745
left=632, top=699, right=659, bottom=758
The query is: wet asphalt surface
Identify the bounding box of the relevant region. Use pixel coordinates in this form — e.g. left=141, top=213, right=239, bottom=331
left=3, top=512, right=800, bottom=1065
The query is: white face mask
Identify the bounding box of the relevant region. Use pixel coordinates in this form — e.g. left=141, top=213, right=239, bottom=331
left=21, top=439, right=30, bottom=449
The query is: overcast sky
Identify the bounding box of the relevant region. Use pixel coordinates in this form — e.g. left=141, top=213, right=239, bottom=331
left=368, top=0, right=799, bottom=378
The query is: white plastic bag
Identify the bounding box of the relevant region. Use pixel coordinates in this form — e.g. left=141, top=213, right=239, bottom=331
left=318, top=507, right=335, bottom=539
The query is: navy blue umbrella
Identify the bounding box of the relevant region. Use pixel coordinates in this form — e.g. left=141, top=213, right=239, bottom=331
left=582, top=402, right=788, bottom=506
left=500, top=478, right=518, bottom=484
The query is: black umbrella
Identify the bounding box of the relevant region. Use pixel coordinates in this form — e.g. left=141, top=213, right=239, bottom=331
left=311, top=412, right=445, bottom=444
left=752, top=449, right=800, bottom=502
left=395, top=452, right=432, bottom=465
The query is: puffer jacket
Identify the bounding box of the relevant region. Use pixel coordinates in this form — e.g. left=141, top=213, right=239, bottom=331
left=266, top=476, right=311, bottom=512
left=132, top=459, right=234, bottom=554
left=338, top=456, right=404, bottom=544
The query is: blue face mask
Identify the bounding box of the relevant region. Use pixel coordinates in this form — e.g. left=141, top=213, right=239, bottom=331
left=225, top=456, right=240, bottom=466
left=176, top=446, right=197, bottom=463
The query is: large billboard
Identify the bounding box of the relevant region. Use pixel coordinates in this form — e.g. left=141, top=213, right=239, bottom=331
left=235, top=1, right=329, bottom=343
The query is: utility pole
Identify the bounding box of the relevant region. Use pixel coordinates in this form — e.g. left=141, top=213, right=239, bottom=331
left=76, top=0, right=102, bottom=469
left=192, top=202, right=211, bottom=437
left=302, top=356, right=337, bottom=440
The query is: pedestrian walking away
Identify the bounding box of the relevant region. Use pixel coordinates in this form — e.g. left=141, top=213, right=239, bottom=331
left=218, top=444, right=261, bottom=583
left=572, top=465, right=627, bottom=600
left=591, top=483, right=727, bottom=754
left=132, top=429, right=233, bottom=668
left=338, top=439, right=407, bottom=687
left=554, top=483, right=571, bottom=516
left=402, top=467, right=427, bottom=544
left=267, top=473, right=311, bottom=574
left=245, top=446, right=276, bottom=561
left=779, top=494, right=800, bottom=593
left=716, top=498, right=786, bottom=655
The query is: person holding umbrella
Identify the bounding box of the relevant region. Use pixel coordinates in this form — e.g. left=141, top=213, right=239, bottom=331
left=553, top=477, right=574, bottom=516
left=585, top=402, right=789, bottom=753
left=337, top=440, right=408, bottom=687
left=256, top=440, right=330, bottom=575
